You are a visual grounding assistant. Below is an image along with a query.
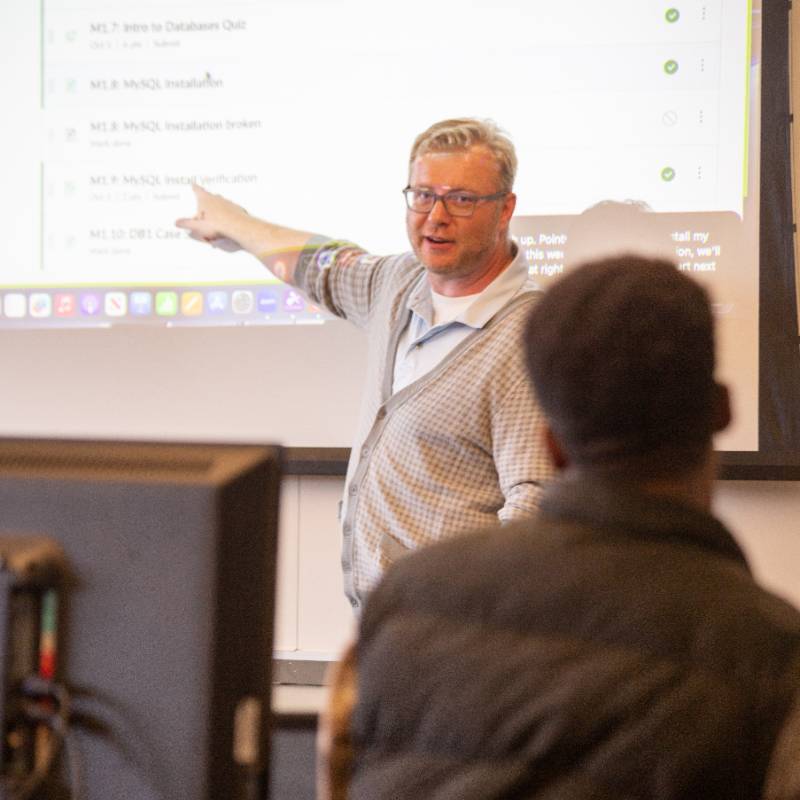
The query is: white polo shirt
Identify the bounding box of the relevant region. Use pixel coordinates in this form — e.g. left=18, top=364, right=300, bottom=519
left=392, top=248, right=529, bottom=392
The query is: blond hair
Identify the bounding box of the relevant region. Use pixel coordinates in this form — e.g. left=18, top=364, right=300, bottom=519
left=409, top=118, right=517, bottom=192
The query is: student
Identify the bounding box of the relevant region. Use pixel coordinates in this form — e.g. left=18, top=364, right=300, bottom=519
left=319, top=256, right=800, bottom=800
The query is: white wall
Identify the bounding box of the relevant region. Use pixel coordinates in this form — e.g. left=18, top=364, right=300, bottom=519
left=714, top=481, right=800, bottom=609
left=274, top=476, right=354, bottom=662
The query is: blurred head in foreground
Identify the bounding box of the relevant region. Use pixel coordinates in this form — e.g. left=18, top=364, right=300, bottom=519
left=317, top=259, right=800, bottom=800
left=524, top=254, right=730, bottom=487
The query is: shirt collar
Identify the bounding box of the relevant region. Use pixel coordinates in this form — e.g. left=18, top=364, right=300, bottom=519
left=407, top=244, right=528, bottom=330
left=540, top=475, right=751, bottom=570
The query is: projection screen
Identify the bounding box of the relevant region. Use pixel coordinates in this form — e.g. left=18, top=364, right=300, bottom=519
left=1, top=0, right=797, bottom=471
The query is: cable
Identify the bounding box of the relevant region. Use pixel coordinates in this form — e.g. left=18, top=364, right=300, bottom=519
left=0, top=676, right=71, bottom=800
left=66, top=688, right=168, bottom=798
left=6, top=706, right=65, bottom=798
left=60, top=728, right=84, bottom=800
left=4, top=677, right=169, bottom=800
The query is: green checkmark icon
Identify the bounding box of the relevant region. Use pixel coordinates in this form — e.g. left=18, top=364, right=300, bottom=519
left=665, top=8, right=680, bottom=23
left=664, top=59, right=679, bottom=75
left=661, top=167, right=676, bottom=182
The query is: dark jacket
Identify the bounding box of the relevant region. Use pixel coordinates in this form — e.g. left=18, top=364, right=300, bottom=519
left=351, top=478, right=800, bottom=799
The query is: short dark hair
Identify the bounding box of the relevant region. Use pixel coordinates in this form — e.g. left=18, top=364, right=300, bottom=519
left=524, top=256, right=717, bottom=475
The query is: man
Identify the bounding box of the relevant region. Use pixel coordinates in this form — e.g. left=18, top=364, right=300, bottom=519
left=176, top=119, right=552, bottom=609
left=319, top=256, right=800, bottom=799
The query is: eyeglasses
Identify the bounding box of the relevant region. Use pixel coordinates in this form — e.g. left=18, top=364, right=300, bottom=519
left=403, top=186, right=507, bottom=217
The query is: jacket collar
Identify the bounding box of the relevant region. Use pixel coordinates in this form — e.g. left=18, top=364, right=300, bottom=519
left=540, top=475, right=751, bottom=570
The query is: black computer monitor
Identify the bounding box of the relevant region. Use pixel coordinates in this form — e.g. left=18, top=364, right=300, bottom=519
left=0, top=438, right=282, bottom=800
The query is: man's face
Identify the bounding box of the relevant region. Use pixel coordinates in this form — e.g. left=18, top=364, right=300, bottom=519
left=406, top=145, right=516, bottom=286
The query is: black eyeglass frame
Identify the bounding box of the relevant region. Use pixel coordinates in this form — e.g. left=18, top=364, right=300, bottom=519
left=402, top=186, right=508, bottom=217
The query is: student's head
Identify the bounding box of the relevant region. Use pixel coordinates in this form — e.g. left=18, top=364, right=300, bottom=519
left=524, top=255, right=730, bottom=479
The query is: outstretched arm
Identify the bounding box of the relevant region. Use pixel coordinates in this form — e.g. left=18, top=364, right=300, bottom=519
left=175, top=184, right=321, bottom=285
